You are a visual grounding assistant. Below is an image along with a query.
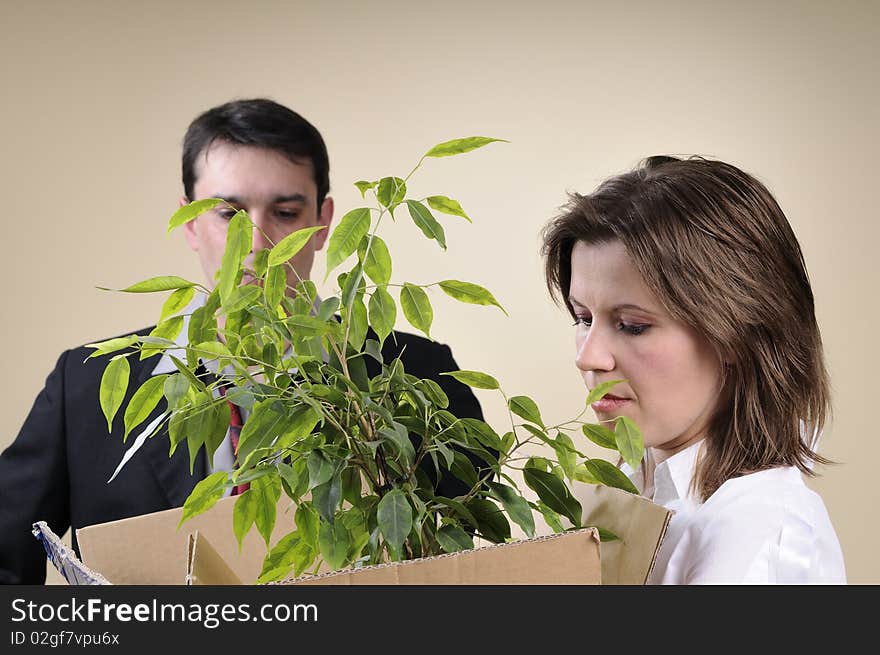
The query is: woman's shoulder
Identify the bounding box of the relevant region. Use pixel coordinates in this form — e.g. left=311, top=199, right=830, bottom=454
left=691, top=466, right=835, bottom=537
left=679, top=466, right=845, bottom=583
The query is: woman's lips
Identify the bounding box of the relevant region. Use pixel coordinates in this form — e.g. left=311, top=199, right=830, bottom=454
left=590, top=394, right=631, bottom=413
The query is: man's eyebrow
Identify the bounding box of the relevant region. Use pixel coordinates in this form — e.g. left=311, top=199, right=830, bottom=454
left=272, top=194, right=308, bottom=204
left=211, top=194, right=309, bottom=205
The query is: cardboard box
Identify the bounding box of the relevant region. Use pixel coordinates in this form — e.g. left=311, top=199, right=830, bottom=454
left=35, top=484, right=670, bottom=586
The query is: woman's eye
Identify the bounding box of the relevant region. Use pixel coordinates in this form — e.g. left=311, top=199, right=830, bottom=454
left=573, top=316, right=592, bottom=328
left=620, top=322, right=649, bottom=336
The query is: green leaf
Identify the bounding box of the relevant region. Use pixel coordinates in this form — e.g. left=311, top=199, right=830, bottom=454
left=358, top=235, right=392, bottom=286
left=377, top=489, right=412, bottom=553
left=264, top=265, right=287, bottom=309
left=537, top=502, right=565, bottom=534
left=312, top=476, right=342, bottom=523
left=593, top=527, right=621, bottom=542
left=368, top=286, right=396, bottom=345
left=416, top=378, right=449, bottom=410
left=582, top=458, right=640, bottom=495
left=436, top=525, right=474, bottom=553
left=167, top=198, right=223, bottom=232
left=461, top=418, right=502, bottom=452
left=354, top=180, right=377, bottom=198
left=426, top=195, right=471, bottom=222
left=341, top=264, right=365, bottom=309
left=234, top=399, right=288, bottom=465
left=523, top=467, right=582, bottom=527
left=400, top=283, right=433, bottom=338
left=168, top=354, right=207, bottom=393
left=257, top=531, right=300, bottom=583
left=438, top=280, right=506, bottom=315
left=251, top=473, right=282, bottom=547
left=376, top=177, right=407, bottom=209
left=347, top=296, right=368, bottom=351
left=286, top=315, right=336, bottom=338
left=319, top=521, right=351, bottom=571
left=140, top=316, right=184, bottom=360
left=586, top=379, right=627, bottom=406
left=326, top=208, right=371, bottom=276
left=508, top=395, right=544, bottom=427
left=614, top=416, right=645, bottom=471
left=378, top=423, right=415, bottom=469
left=573, top=463, right=600, bottom=484
left=406, top=200, right=446, bottom=249
left=159, top=286, right=195, bottom=322
left=192, top=340, right=232, bottom=362
left=440, top=369, right=499, bottom=390
left=582, top=423, right=618, bottom=450
left=233, top=487, right=258, bottom=551
left=466, top=498, right=510, bottom=543
left=217, top=210, right=252, bottom=305
left=295, top=504, right=320, bottom=549
left=85, top=335, right=138, bottom=359
left=424, top=136, right=508, bottom=158
left=122, top=375, right=167, bottom=442
left=488, top=482, right=535, bottom=538
left=103, top=276, right=199, bottom=294
left=163, top=373, right=189, bottom=409
left=554, top=432, right=578, bottom=480
left=222, top=284, right=261, bottom=313
left=268, top=225, right=328, bottom=266
left=99, top=356, right=130, bottom=432
left=307, top=450, right=334, bottom=490
left=178, top=472, right=228, bottom=527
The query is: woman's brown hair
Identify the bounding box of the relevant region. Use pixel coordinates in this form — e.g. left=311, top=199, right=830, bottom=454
left=542, top=155, right=831, bottom=501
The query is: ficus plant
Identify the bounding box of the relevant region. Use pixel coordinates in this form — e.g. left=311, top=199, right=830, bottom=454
left=89, top=136, right=644, bottom=583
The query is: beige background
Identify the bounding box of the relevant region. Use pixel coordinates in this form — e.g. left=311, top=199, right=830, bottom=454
left=1, top=0, right=877, bottom=583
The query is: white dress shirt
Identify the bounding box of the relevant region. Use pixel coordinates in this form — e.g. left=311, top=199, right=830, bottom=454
left=623, top=441, right=846, bottom=584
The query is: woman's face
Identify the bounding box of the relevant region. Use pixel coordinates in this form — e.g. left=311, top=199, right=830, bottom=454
left=569, top=240, right=723, bottom=463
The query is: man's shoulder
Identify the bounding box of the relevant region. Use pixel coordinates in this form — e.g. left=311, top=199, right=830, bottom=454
left=380, top=329, right=454, bottom=363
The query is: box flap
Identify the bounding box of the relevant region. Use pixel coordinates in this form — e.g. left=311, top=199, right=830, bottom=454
left=75, top=495, right=291, bottom=584
left=570, top=483, right=671, bottom=584
left=186, top=531, right=244, bottom=585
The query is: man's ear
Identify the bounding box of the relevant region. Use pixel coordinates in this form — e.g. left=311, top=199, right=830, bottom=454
left=313, top=196, right=334, bottom=251
left=180, top=195, right=200, bottom=251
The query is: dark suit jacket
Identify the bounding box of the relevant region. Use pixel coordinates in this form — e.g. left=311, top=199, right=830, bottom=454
left=0, top=327, right=482, bottom=584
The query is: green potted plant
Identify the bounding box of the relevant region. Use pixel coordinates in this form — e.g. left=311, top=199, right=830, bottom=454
left=88, top=137, right=644, bottom=583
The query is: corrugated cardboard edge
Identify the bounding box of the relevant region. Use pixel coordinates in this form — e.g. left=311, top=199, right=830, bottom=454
left=186, top=531, right=244, bottom=585
left=276, top=527, right=601, bottom=585
left=32, top=521, right=111, bottom=586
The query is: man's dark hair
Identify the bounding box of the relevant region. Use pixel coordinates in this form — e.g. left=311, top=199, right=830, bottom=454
left=182, top=98, right=330, bottom=205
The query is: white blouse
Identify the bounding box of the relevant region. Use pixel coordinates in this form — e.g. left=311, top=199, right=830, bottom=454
left=623, top=441, right=847, bottom=584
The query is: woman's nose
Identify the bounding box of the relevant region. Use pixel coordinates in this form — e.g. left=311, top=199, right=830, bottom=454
left=575, top=324, right=615, bottom=373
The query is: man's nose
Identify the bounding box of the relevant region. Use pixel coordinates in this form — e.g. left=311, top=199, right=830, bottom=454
left=575, top=324, right=615, bottom=373
left=249, top=212, right=275, bottom=251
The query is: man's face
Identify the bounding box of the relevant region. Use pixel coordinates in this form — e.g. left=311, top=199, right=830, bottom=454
left=183, top=140, right=334, bottom=293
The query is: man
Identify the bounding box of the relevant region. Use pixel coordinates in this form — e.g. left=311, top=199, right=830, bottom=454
left=0, top=98, right=482, bottom=584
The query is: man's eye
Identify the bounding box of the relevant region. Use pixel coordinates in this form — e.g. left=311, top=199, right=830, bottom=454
left=276, top=210, right=301, bottom=221
left=217, top=209, right=238, bottom=220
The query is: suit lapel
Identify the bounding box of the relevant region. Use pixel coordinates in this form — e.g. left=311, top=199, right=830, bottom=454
left=133, top=351, right=206, bottom=508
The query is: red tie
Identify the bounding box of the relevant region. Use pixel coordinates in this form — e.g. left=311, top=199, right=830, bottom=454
left=219, top=385, right=250, bottom=495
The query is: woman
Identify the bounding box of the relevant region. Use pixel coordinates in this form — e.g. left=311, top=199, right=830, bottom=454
left=542, top=156, right=845, bottom=584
